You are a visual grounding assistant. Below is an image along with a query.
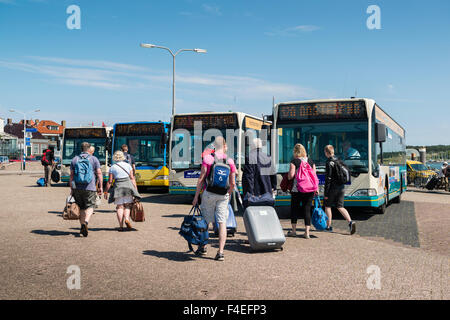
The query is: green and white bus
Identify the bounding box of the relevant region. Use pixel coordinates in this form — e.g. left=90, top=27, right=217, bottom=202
left=270, top=98, right=406, bottom=214
left=60, top=126, right=113, bottom=184
left=169, top=112, right=270, bottom=196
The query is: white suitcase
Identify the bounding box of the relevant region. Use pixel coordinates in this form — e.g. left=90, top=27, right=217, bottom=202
left=243, top=206, right=285, bottom=251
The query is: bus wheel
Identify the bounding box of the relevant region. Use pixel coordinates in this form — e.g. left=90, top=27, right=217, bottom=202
left=376, top=185, right=389, bottom=214
left=393, top=186, right=402, bottom=204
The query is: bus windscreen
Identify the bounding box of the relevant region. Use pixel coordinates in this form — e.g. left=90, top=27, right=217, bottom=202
left=278, top=101, right=366, bottom=122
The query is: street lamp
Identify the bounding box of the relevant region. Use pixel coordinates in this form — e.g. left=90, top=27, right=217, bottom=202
left=9, top=108, right=40, bottom=171
left=140, top=43, right=207, bottom=116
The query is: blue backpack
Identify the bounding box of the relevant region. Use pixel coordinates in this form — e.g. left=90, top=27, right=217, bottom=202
left=206, top=155, right=231, bottom=195
left=74, top=154, right=93, bottom=185
left=312, top=195, right=328, bottom=231
left=179, top=205, right=209, bottom=252
left=36, top=178, right=45, bottom=186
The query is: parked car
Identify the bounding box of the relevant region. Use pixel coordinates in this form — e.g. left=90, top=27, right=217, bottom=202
left=406, top=160, right=436, bottom=187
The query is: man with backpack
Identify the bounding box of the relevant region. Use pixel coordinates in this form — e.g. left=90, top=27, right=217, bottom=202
left=69, top=142, right=103, bottom=237
left=121, top=144, right=136, bottom=176
left=41, top=145, right=55, bottom=187
left=192, top=136, right=236, bottom=261
left=323, top=145, right=356, bottom=235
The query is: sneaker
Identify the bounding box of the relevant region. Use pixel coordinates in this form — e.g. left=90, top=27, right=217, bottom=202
left=195, top=246, right=207, bottom=256
left=214, top=252, right=224, bottom=261
left=287, top=230, right=297, bottom=237
left=349, top=221, right=356, bottom=235
left=325, top=226, right=333, bottom=232
left=80, top=223, right=88, bottom=237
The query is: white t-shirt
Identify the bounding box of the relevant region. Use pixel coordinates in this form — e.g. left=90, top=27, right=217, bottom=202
left=110, top=162, right=133, bottom=179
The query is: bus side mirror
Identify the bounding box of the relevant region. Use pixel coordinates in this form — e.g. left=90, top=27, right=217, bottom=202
left=162, top=132, right=169, bottom=145
left=106, top=137, right=112, bottom=154
left=56, top=139, right=61, bottom=151
left=375, top=123, right=386, bottom=143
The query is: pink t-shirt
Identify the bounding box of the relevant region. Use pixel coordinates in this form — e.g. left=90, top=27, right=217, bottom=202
left=202, top=152, right=236, bottom=189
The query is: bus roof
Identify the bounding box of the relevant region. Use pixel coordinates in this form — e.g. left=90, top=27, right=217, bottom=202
left=172, top=111, right=265, bottom=120
left=113, top=121, right=170, bottom=126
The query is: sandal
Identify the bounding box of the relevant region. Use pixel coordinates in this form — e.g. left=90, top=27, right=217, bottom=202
left=287, top=230, right=297, bottom=237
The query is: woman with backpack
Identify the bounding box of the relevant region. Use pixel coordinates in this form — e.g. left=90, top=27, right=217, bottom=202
left=287, top=144, right=319, bottom=239
left=104, top=151, right=141, bottom=231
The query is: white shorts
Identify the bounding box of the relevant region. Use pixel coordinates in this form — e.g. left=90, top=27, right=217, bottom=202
left=200, top=190, right=230, bottom=224
left=114, top=196, right=133, bottom=205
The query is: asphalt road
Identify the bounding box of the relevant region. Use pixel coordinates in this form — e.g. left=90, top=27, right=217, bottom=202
left=0, top=169, right=448, bottom=300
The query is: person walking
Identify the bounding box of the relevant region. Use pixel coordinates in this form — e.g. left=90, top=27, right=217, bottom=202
left=287, top=144, right=318, bottom=239
left=242, top=138, right=277, bottom=208
left=323, top=145, right=356, bottom=234
left=441, top=162, right=449, bottom=191
left=192, top=136, right=236, bottom=261
left=121, top=144, right=136, bottom=176
left=69, top=142, right=103, bottom=237
left=104, top=151, right=141, bottom=231
left=41, top=145, right=55, bottom=187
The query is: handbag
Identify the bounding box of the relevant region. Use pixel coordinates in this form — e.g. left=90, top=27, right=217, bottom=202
left=63, top=195, right=80, bottom=220
left=243, top=192, right=275, bottom=207
left=311, top=195, right=328, bottom=231
left=179, top=205, right=209, bottom=252
left=131, top=198, right=145, bottom=222
left=280, top=173, right=293, bottom=192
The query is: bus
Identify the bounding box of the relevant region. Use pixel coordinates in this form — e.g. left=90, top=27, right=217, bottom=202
left=111, top=122, right=170, bottom=189
left=169, top=112, right=270, bottom=196
left=60, top=126, right=113, bottom=184
left=270, top=98, right=406, bottom=214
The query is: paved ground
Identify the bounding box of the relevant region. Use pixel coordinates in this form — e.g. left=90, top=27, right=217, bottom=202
left=0, top=166, right=448, bottom=300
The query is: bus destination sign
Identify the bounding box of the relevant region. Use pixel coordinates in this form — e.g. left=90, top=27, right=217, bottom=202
left=115, top=123, right=164, bottom=136
left=64, top=128, right=107, bottom=139
left=278, top=101, right=367, bottom=121
left=173, top=114, right=238, bottom=130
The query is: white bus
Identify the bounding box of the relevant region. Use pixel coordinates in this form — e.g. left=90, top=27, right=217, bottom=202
left=270, top=98, right=406, bottom=214
left=168, top=112, right=270, bottom=196
left=60, top=126, right=113, bottom=184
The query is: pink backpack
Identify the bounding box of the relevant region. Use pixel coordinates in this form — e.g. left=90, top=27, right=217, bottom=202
left=296, top=160, right=319, bottom=193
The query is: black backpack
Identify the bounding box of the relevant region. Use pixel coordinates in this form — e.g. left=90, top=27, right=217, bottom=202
left=334, top=159, right=351, bottom=185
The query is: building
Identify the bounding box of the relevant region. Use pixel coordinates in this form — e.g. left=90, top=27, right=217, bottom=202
left=33, top=119, right=66, bottom=149
left=4, top=119, right=48, bottom=158
left=0, top=118, right=19, bottom=158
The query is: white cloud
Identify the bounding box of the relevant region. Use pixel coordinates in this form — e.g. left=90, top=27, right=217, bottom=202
left=202, top=4, right=222, bottom=16
left=0, top=56, right=316, bottom=101
left=265, top=25, right=320, bottom=37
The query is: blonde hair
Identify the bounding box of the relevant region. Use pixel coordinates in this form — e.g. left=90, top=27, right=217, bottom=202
left=113, top=150, right=126, bottom=162
left=293, top=144, right=307, bottom=158
left=324, top=145, right=335, bottom=156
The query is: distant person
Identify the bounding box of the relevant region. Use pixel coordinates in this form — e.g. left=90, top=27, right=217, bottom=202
left=323, top=145, right=356, bottom=235
left=121, top=144, right=136, bottom=176
left=41, top=145, right=55, bottom=187
left=242, top=138, right=277, bottom=208
left=70, top=142, right=103, bottom=237
left=104, top=151, right=141, bottom=231
left=442, top=162, right=449, bottom=191
left=287, top=143, right=318, bottom=239
left=192, top=136, right=236, bottom=261
left=343, top=141, right=360, bottom=160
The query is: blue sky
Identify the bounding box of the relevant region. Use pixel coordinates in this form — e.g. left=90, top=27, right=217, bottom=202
left=0, top=0, right=449, bottom=145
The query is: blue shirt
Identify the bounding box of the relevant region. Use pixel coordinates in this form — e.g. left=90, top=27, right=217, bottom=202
left=70, top=152, right=101, bottom=192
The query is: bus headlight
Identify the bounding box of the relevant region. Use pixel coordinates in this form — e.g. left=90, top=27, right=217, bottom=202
left=170, top=181, right=183, bottom=187
left=154, top=175, right=169, bottom=180
left=352, top=189, right=377, bottom=197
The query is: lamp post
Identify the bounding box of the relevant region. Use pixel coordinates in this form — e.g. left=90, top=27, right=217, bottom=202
left=9, top=108, right=40, bottom=171
left=140, top=43, right=207, bottom=116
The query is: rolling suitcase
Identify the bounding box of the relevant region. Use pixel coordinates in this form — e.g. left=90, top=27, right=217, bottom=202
left=214, top=204, right=237, bottom=237
left=243, top=206, right=285, bottom=252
